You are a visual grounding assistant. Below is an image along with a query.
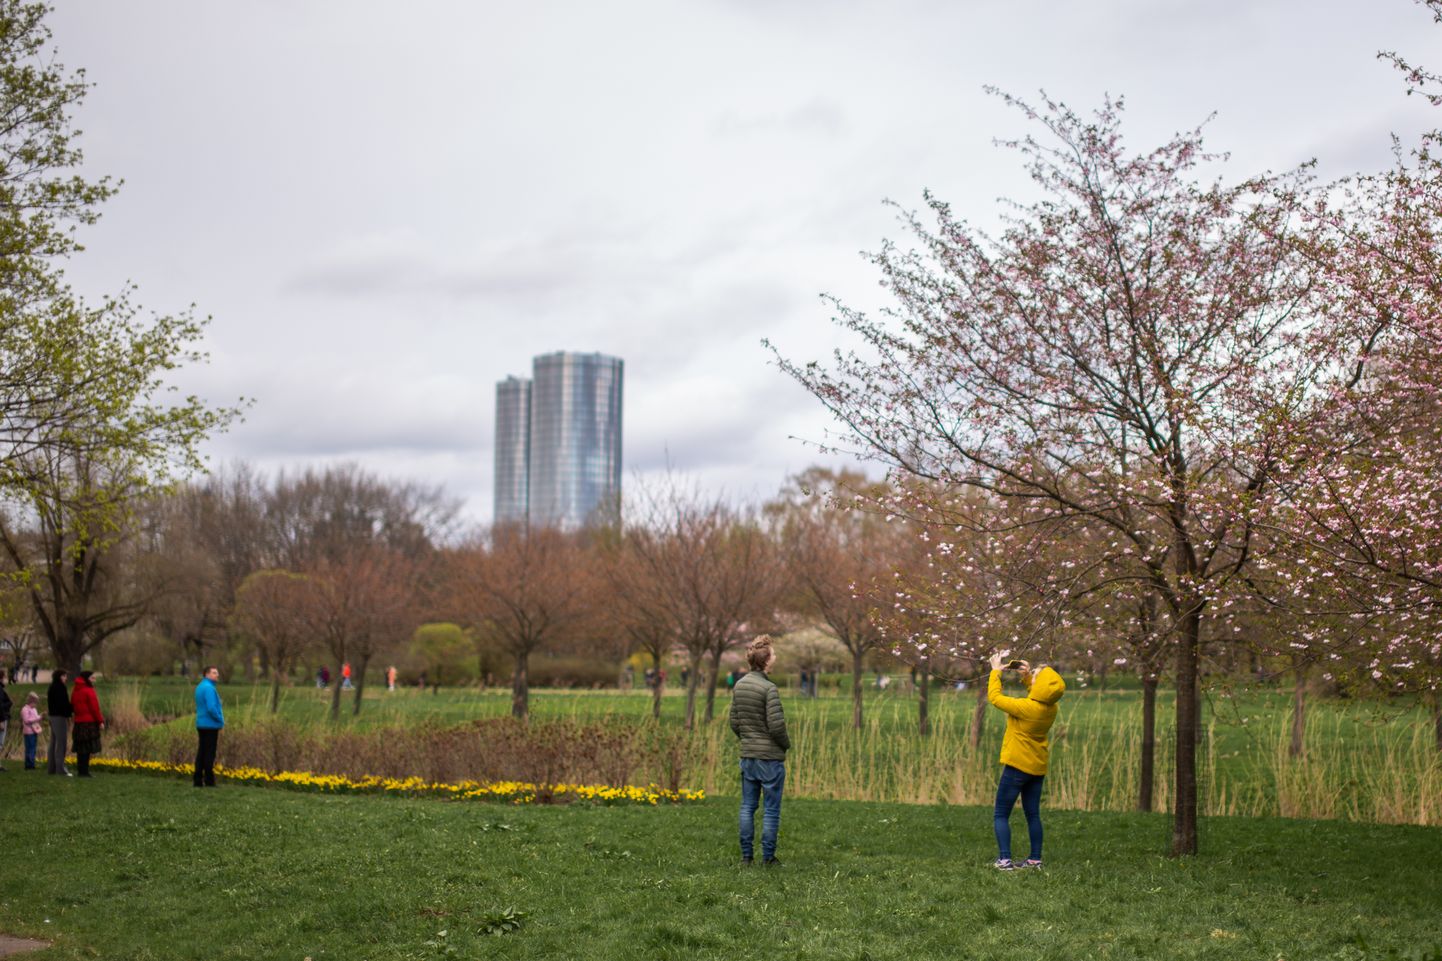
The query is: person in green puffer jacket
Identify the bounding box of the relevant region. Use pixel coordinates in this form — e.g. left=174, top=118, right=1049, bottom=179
left=729, top=635, right=790, bottom=866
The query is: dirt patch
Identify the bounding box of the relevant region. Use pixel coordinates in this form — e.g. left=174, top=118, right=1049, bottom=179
left=0, top=936, right=48, bottom=957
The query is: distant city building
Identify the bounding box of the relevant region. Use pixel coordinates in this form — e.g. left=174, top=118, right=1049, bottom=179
left=492, top=351, right=623, bottom=529
left=492, top=375, right=532, bottom=526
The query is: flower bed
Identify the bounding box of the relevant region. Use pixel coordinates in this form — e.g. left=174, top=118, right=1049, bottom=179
left=88, top=756, right=704, bottom=806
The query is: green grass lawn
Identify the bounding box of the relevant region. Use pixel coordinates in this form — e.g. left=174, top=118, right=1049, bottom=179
left=7, top=676, right=1434, bottom=821
left=0, top=770, right=1439, bottom=960
left=76, top=676, right=1434, bottom=816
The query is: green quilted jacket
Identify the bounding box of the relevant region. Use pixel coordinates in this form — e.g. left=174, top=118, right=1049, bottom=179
left=728, top=671, right=790, bottom=760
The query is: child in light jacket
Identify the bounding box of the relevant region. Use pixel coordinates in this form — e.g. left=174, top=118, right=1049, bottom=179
left=20, top=692, right=43, bottom=770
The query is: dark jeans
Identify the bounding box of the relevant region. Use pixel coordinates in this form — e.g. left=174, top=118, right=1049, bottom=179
left=195, top=728, right=219, bottom=786
left=739, top=758, right=785, bottom=861
left=993, top=764, right=1045, bottom=861
left=24, top=732, right=37, bottom=768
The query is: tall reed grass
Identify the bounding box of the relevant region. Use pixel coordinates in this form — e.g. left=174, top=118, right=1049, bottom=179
left=675, top=708, right=1441, bottom=826
left=103, top=679, right=148, bottom=735
left=109, top=683, right=1441, bottom=826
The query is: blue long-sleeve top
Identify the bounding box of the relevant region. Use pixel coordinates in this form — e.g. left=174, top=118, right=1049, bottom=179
left=195, top=677, right=225, bottom=730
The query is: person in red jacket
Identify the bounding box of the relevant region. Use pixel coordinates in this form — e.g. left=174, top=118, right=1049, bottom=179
left=70, top=671, right=105, bottom=778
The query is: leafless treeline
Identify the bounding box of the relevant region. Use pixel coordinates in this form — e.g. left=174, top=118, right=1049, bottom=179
left=0, top=459, right=1396, bottom=733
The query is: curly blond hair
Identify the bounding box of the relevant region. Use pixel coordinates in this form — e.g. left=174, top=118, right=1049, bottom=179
left=745, top=635, right=774, bottom=672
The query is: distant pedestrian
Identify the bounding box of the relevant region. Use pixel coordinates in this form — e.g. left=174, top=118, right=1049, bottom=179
left=729, top=635, right=790, bottom=867
left=70, top=671, right=104, bottom=778
left=194, top=666, right=225, bottom=788
left=0, top=674, right=11, bottom=771
left=987, top=651, right=1066, bottom=870
left=21, top=693, right=42, bottom=769
left=46, top=669, right=72, bottom=776
left=386, top=665, right=397, bottom=692
left=341, top=662, right=353, bottom=689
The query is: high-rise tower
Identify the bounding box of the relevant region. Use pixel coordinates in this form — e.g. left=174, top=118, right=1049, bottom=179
left=492, top=352, right=623, bottom=529
left=493, top=375, right=532, bottom=526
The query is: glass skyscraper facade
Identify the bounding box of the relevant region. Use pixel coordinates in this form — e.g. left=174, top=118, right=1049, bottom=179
left=492, top=375, right=532, bottom=526
left=493, top=352, right=623, bottom=529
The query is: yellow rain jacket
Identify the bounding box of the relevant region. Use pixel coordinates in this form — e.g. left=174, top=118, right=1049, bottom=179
left=988, top=667, right=1066, bottom=776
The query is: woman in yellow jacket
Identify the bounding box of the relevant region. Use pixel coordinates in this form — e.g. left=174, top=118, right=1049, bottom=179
left=987, top=650, right=1066, bottom=870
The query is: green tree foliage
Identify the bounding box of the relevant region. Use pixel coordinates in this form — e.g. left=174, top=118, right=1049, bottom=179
left=0, top=2, right=235, bottom=478
left=0, top=1, right=239, bottom=670
left=409, top=622, right=476, bottom=693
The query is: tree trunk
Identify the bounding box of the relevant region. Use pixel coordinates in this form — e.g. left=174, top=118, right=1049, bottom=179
left=703, top=648, right=723, bottom=724
left=511, top=649, right=529, bottom=720
left=651, top=652, right=663, bottom=721
left=969, top=670, right=988, bottom=749
left=270, top=673, right=282, bottom=714
left=683, top=653, right=702, bottom=730
left=352, top=655, right=371, bottom=717
left=329, top=665, right=344, bottom=720
left=54, top=625, right=84, bottom=675
left=1289, top=654, right=1308, bottom=758
left=851, top=650, right=864, bottom=730
left=1097, top=659, right=1110, bottom=692
left=1430, top=689, right=1441, bottom=754
left=1139, top=674, right=1158, bottom=812
left=917, top=656, right=931, bottom=737
left=1171, top=604, right=1202, bottom=857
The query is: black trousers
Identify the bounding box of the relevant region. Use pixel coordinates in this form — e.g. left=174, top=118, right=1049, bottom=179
left=194, top=728, right=219, bottom=786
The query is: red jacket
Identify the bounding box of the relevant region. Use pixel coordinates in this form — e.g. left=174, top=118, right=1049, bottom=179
left=71, top=677, right=104, bottom=725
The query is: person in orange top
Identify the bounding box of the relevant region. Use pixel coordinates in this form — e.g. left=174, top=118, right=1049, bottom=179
left=70, top=670, right=106, bottom=779
left=987, top=650, right=1066, bottom=870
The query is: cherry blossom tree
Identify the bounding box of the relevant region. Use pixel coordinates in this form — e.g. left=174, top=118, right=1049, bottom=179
left=599, top=526, right=680, bottom=720
left=623, top=481, right=787, bottom=729
left=230, top=569, right=314, bottom=713
left=769, top=91, right=1351, bottom=854
left=767, top=467, right=899, bottom=729
left=445, top=526, right=595, bottom=720
left=1246, top=1, right=1442, bottom=751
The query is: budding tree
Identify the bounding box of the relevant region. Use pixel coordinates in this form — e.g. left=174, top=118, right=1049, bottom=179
left=769, top=92, right=1353, bottom=855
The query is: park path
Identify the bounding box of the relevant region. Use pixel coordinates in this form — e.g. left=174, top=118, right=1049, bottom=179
left=0, top=936, right=47, bottom=957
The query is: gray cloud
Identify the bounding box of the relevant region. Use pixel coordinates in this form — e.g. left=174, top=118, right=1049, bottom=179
left=714, top=97, right=847, bottom=139
left=46, top=0, right=1441, bottom=524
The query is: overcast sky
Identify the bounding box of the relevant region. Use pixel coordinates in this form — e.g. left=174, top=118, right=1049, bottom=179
left=48, top=0, right=1439, bottom=524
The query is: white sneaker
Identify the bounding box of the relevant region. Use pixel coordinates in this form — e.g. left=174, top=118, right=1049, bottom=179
left=993, top=858, right=1016, bottom=871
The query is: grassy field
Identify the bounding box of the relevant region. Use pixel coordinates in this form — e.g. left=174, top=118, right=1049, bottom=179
left=0, top=771, right=1439, bottom=960
left=5, top=677, right=1437, bottom=823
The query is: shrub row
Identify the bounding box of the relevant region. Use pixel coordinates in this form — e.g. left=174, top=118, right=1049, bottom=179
left=116, top=717, right=696, bottom=791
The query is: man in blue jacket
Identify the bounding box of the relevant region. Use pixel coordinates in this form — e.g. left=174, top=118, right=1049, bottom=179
left=194, top=666, right=224, bottom=787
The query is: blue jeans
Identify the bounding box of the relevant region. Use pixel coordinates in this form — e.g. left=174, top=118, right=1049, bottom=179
left=739, top=758, right=785, bottom=861
left=24, top=733, right=37, bottom=768
left=993, top=764, right=1045, bottom=861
